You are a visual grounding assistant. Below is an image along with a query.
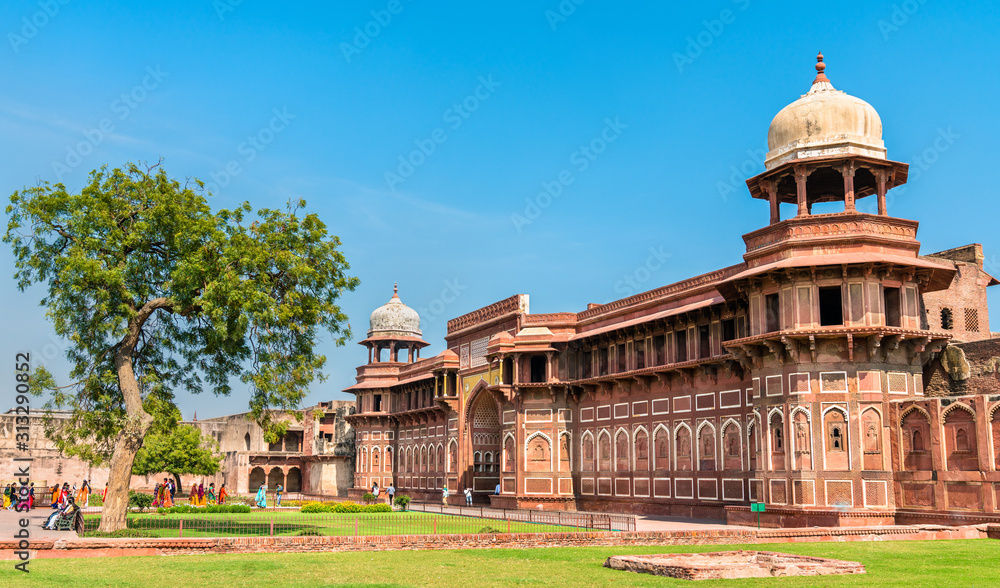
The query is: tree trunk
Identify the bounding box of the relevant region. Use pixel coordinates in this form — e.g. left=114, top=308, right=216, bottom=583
left=98, top=301, right=167, bottom=532
left=173, top=472, right=182, bottom=492
left=98, top=421, right=150, bottom=532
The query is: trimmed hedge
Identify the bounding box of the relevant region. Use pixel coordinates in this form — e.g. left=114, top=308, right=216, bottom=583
left=156, top=504, right=252, bottom=514
left=84, top=528, right=158, bottom=538
left=299, top=500, right=392, bottom=514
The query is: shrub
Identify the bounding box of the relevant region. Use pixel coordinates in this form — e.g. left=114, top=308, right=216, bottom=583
left=88, top=493, right=104, bottom=507
left=360, top=492, right=376, bottom=505
left=296, top=528, right=323, bottom=536
left=478, top=526, right=503, bottom=534
left=299, top=501, right=392, bottom=514
left=393, top=495, right=411, bottom=511
left=156, top=504, right=251, bottom=515
left=85, top=528, right=158, bottom=538
left=128, top=491, right=155, bottom=512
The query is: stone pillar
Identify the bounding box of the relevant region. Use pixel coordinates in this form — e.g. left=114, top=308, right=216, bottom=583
left=794, top=166, right=809, bottom=217
left=545, top=351, right=555, bottom=383
left=875, top=170, right=888, bottom=216
left=841, top=162, right=857, bottom=212
left=762, top=179, right=779, bottom=225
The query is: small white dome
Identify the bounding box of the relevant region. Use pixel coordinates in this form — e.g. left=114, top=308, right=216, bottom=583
left=765, top=53, right=886, bottom=170
left=368, top=284, right=421, bottom=338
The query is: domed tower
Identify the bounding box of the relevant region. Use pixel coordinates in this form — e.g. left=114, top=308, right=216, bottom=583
left=360, top=284, right=429, bottom=364
left=722, top=54, right=957, bottom=524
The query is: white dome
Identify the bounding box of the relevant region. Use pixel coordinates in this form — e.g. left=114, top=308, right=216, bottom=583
left=368, top=284, right=421, bottom=338
left=765, top=54, right=886, bottom=170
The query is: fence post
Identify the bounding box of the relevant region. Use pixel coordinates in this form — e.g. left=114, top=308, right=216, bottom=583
left=269, top=520, right=274, bottom=537
left=433, top=518, right=437, bottom=534
left=355, top=517, right=359, bottom=537
left=178, top=519, right=183, bottom=538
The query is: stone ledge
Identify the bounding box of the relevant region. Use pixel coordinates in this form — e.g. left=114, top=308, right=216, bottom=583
left=0, top=524, right=987, bottom=560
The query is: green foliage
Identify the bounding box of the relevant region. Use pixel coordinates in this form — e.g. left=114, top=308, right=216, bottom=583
left=478, top=526, right=503, bottom=534
left=360, top=492, right=376, bottom=505
left=393, top=495, right=411, bottom=511
left=83, top=528, right=158, bottom=538
left=132, top=424, right=222, bottom=479
left=3, top=162, right=358, bottom=509
left=128, top=491, right=154, bottom=512
left=299, top=500, right=391, bottom=514
left=156, top=504, right=250, bottom=514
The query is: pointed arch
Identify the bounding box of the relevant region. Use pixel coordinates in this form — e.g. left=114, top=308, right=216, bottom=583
left=652, top=424, right=670, bottom=470
left=525, top=431, right=553, bottom=471
left=940, top=402, right=976, bottom=424
left=614, top=428, right=630, bottom=472
left=501, top=434, right=514, bottom=472
left=944, top=403, right=978, bottom=471
left=822, top=405, right=850, bottom=470
left=632, top=426, right=649, bottom=471
left=448, top=438, right=459, bottom=472
left=696, top=421, right=716, bottom=471
left=768, top=409, right=786, bottom=471
left=861, top=407, right=883, bottom=470
left=674, top=422, right=693, bottom=471
left=721, top=418, right=743, bottom=470
left=581, top=430, right=595, bottom=472
left=558, top=431, right=572, bottom=471
left=790, top=407, right=812, bottom=470
left=597, top=429, right=612, bottom=471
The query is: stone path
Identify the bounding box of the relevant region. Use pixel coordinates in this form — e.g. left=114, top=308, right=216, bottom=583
left=0, top=506, right=79, bottom=539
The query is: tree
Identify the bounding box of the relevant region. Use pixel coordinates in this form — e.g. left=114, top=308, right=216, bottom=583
left=132, top=424, right=223, bottom=490
left=4, top=162, right=359, bottom=531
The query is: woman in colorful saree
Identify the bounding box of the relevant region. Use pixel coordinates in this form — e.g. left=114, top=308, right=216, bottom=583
left=255, top=484, right=267, bottom=508
left=218, top=484, right=228, bottom=505
left=189, top=483, right=198, bottom=505
left=161, top=483, right=174, bottom=508
left=197, top=483, right=205, bottom=506
left=206, top=483, right=216, bottom=505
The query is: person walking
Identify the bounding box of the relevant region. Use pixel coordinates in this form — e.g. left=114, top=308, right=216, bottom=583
left=275, top=483, right=283, bottom=507
left=255, top=484, right=268, bottom=508
left=494, top=482, right=501, bottom=496
left=441, top=485, right=449, bottom=506
left=386, top=484, right=395, bottom=505
left=463, top=487, right=473, bottom=506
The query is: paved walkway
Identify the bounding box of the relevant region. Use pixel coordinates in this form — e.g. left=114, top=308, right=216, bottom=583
left=0, top=506, right=78, bottom=539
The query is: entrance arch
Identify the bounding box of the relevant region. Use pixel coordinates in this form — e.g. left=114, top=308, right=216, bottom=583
left=468, top=386, right=501, bottom=497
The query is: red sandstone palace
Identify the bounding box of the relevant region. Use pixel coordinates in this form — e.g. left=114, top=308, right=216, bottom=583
left=346, top=55, right=1000, bottom=527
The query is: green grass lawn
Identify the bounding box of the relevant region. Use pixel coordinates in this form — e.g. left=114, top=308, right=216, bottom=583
left=81, top=511, right=576, bottom=538
left=4, top=539, right=999, bottom=587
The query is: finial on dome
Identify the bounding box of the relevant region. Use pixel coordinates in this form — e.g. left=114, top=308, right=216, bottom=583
left=813, top=51, right=830, bottom=84
left=392, top=282, right=399, bottom=298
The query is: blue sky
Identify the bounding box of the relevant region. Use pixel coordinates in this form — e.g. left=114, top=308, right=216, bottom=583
left=2, top=0, right=998, bottom=419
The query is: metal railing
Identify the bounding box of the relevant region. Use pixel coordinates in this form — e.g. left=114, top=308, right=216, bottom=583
left=79, top=510, right=613, bottom=538
left=407, top=502, right=636, bottom=532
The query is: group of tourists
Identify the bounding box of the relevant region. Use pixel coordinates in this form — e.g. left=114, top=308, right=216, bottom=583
left=151, top=478, right=176, bottom=508
left=370, top=481, right=395, bottom=504
left=50, top=481, right=91, bottom=509
left=186, top=482, right=227, bottom=506
left=3, top=482, right=34, bottom=510
left=254, top=483, right=282, bottom=508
